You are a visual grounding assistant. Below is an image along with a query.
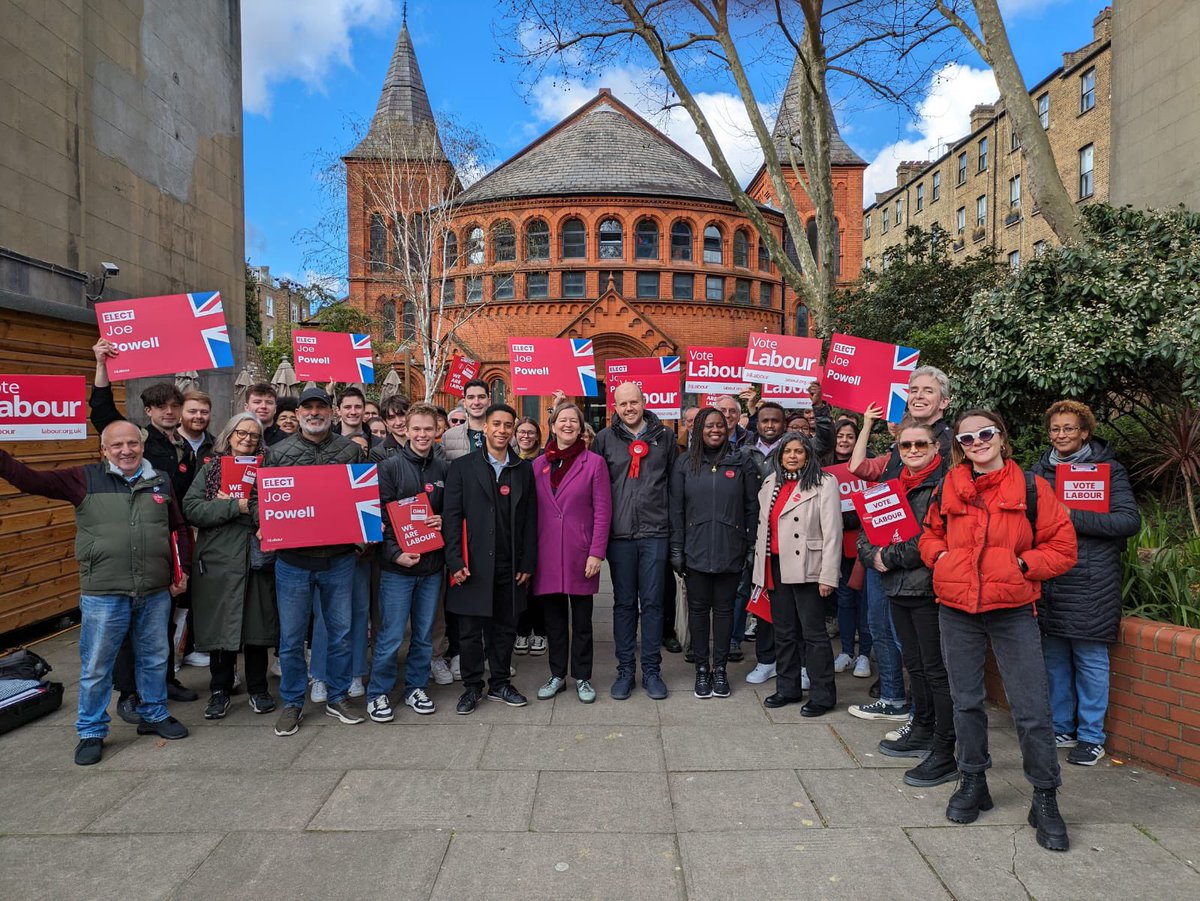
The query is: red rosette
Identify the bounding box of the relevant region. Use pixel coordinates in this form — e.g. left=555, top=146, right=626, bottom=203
left=628, top=439, right=649, bottom=479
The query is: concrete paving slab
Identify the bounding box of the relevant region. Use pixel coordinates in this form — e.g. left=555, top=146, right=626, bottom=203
left=1054, top=763, right=1200, bottom=828
left=662, top=724, right=854, bottom=771
left=308, top=769, right=536, bottom=832
left=679, top=828, right=952, bottom=899
left=85, top=771, right=343, bottom=833
left=291, top=722, right=489, bottom=770
left=0, top=773, right=142, bottom=834
left=669, top=769, right=820, bottom=832
left=100, top=723, right=319, bottom=771
left=907, top=823, right=1200, bottom=901
left=0, top=832, right=223, bottom=901
left=0, top=723, right=140, bottom=769
left=176, top=830, right=449, bottom=900
left=656, top=692, right=772, bottom=725
left=532, top=771, right=674, bottom=833
left=829, top=718, right=1023, bottom=769
left=1150, top=826, right=1200, bottom=874
left=480, top=724, right=665, bottom=772
left=430, top=832, right=684, bottom=900
left=548, top=689, right=661, bottom=726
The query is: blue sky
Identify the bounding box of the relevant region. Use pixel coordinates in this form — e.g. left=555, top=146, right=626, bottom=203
left=243, top=0, right=1109, bottom=289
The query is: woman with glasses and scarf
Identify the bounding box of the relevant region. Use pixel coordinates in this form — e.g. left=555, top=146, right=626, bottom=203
left=750, top=432, right=842, bottom=715
left=920, top=409, right=1077, bottom=852
left=183, top=413, right=279, bottom=720
left=1031, top=401, right=1139, bottom=768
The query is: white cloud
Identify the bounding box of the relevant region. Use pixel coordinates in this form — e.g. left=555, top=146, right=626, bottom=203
left=527, top=66, right=772, bottom=186
left=241, top=0, right=397, bottom=116
left=861, top=63, right=998, bottom=202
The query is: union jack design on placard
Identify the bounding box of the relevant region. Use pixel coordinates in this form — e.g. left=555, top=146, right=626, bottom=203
left=188, top=292, right=224, bottom=318
left=892, top=345, right=920, bottom=372
left=349, top=464, right=382, bottom=541
left=347, top=463, right=378, bottom=490
left=571, top=338, right=593, bottom=358
left=577, top=363, right=599, bottom=396
left=200, top=324, right=235, bottom=369
left=351, top=334, right=375, bottom=383
left=887, top=382, right=910, bottom=423
left=659, top=356, right=681, bottom=374
left=351, top=333, right=372, bottom=351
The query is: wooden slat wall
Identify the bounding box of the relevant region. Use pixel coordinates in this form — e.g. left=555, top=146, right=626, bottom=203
left=0, top=311, right=125, bottom=634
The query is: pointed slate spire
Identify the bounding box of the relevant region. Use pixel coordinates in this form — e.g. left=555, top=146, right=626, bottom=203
left=771, top=57, right=866, bottom=167
left=348, top=21, right=447, bottom=160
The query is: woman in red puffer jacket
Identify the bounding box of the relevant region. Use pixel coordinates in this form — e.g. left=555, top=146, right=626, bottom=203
left=919, top=409, right=1076, bottom=853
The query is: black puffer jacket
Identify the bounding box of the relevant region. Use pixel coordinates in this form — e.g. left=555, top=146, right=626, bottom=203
left=1031, top=439, right=1140, bottom=642
left=592, top=410, right=677, bottom=540
left=669, top=446, right=759, bottom=574
left=857, top=458, right=947, bottom=598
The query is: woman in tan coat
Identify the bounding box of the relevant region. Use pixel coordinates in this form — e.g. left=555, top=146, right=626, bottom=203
left=752, top=432, right=842, bottom=716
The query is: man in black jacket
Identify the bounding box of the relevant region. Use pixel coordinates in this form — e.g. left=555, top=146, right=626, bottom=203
left=245, top=383, right=288, bottom=446
left=442, top=403, right=537, bottom=715
left=592, top=382, right=677, bottom=701
left=368, top=403, right=449, bottom=721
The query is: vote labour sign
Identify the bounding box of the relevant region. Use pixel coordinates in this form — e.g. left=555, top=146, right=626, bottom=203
left=1056, top=463, right=1111, bottom=513
left=606, top=357, right=681, bottom=418
left=442, top=354, right=480, bottom=397
left=95, top=292, right=233, bottom=381
left=292, top=331, right=375, bottom=384
left=685, top=346, right=748, bottom=395
left=509, top=338, right=599, bottom=396
left=219, top=456, right=261, bottom=500
left=761, top=381, right=814, bottom=409
left=387, top=492, right=446, bottom=554
left=742, top=333, right=822, bottom=390
left=0, top=375, right=87, bottom=441
left=823, top=462, right=871, bottom=514
left=821, top=333, right=920, bottom=423
left=852, top=479, right=921, bottom=546
left=258, top=463, right=382, bottom=550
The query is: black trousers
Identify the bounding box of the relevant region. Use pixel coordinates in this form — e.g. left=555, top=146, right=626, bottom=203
left=459, top=580, right=518, bottom=693
left=685, top=570, right=739, bottom=667
left=209, top=646, right=270, bottom=695
left=661, top=559, right=678, bottom=641
left=114, top=595, right=177, bottom=695
left=516, top=593, right=546, bottom=637
left=755, top=619, right=776, bottom=665
left=541, top=593, right=594, bottom=680
left=890, top=597, right=954, bottom=750
left=769, top=558, right=835, bottom=706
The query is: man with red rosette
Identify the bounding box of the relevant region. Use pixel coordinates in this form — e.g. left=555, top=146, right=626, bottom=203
left=593, top=382, right=678, bottom=700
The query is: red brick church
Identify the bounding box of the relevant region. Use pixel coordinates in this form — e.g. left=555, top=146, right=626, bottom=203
left=345, top=21, right=865, bottom=424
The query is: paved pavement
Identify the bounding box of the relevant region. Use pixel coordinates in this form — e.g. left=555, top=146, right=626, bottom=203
left=3, top=578, right=1199, bottom=900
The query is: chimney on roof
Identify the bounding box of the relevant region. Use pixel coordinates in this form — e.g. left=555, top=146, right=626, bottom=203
left=895, top=161, right=928, bottom=187
left=598, top=87, right=612, bottom=96
left=969, top=103, right=996, bottom=135
left=1093, top=6, right=1112, bottom=42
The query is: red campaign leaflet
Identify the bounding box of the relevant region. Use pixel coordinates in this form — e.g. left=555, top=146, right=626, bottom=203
left=0, top=375, right=87, bottom=441
left=685, top=346, right=749, bottom=395
left=852, top=479, right=921, bottom=546
left=442, top=354, right=481, bottom=397
left=292, top=330, right=375, bottom=384
left=386, top=492, right=446, bottom=554
left=761, top=381, right=814, bottom=410
left=823, top=462, right=872, bottom=514
left=746, top=584, right=773, bottom=623
left=606, top=357, right=681, bottom=418
left=821, top=333, right=920, bottom=423
left=220, top=455, right=261, bottom=500
left=96, top=292, right=233, bottom=381
left=1056, top=463, right=1111, bottom=513
left=509, top=338, right=599, bottom=396
left=258, top=463, right=382, bottom=550
left=701, top=393, right=725, bottom=409
left=742, top=333, right=823, bottom=390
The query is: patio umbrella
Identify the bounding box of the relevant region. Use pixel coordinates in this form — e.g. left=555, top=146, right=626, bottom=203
left=175, top=371, right=199, bottom=393
left=272, top=359, right=299, bottom=399
left=380, top=368, right=403, bottom=403
left=234, top=366, right=254, bottom=408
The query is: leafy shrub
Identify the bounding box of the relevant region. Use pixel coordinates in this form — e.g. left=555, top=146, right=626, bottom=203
left=1122, top=502, right=1200, bottom=628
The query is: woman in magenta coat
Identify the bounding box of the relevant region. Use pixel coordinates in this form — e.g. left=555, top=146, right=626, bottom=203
left=532, top=402, right=612, bottom=703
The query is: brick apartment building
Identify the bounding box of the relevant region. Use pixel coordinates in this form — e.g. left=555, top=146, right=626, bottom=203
left=863, top=8, right=1113, bottom=271
left=250, top=265, right=314, bottom=346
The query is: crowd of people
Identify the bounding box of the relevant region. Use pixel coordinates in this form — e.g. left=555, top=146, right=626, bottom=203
left=0, top=338, right=1145, bottom=855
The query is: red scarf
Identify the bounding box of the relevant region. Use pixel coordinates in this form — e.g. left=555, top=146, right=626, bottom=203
left=900, top=453, right=942, bottom=493
left=544, top=439, right=586, bottom=489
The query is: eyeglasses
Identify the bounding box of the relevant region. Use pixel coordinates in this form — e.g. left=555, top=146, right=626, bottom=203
left=898, top=439, right=932, bottom=451
left=448, top=417, right=466, bottom=425
left=955, top=427, right=999, bottom=447
left=1049, top=425, right=1081, bottom=435
left=232, top=428, right=260, bottom=441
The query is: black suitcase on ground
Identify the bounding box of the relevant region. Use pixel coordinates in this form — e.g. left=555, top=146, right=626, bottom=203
left=0, top=648, right=64, bottom=735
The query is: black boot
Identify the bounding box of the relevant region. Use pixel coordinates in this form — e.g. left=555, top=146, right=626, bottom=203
left=711, top=665, right=730, bottom=698
left=904, top=749, right=958, bottom=787
left=1029, top=787, right=1070, bottom=852
left=946, top=772, right=993, bottom=824
left=878, top=723, right=934, bottom=758
left=693, top=664, right=712, bottom=699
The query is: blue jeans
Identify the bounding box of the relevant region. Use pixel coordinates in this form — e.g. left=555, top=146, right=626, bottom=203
left=1042, top=635, right=1110, bottom=745
left=78, top=591, right=170, bottom=738
left=866, top=568, right=904, bottom=702
left=837, top=557, right=872, bottom=658
left=276, top=555, right=355, bottom=708
left=608, top=537, right=666, bottom=675
left=311, top=554, right=371, bottom=683
left=368, top=570, right=440, bottom=701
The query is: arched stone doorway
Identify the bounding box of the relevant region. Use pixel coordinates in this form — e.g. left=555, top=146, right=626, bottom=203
left=579, top=332, right=652, bottom=433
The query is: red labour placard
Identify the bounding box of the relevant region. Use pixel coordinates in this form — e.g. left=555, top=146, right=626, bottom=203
left=746, top=585, right=772, bottom=623
left=386, top=492, right=446, bottom=554
left=823, top=462, right=873, bottom=514
left=761, top=382, right=814, bottom=410
left=1056, top=463, right=1111, bottom=513
left=820, top=333, right=920, bottom=423
left=292, top=330, right=375, bottom=384
left=0, top=375, right=87, bottom=441
left=685, top=346, right=749, bottom=395
left=220, top=455, right=261, bottom=500
left=852, top=479, right=921, bottom=546
left=96, top=292, right=233, bottom=381
left=606, top=357, right=681, bottom=418
left=742, top=333, right=823, bottom=390
left=258, top=463, right=382, bottom=550
left=509, top=338, right=599, bottom=396
left=442, top=354, right=481, bottom=397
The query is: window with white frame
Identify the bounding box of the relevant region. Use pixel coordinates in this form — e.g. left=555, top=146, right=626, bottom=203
left=1079, top=144, right=1094, bottom=198
left=1038, top=93, right=1049, bottom=129
left=1081, top=68, right=1096, bottom=113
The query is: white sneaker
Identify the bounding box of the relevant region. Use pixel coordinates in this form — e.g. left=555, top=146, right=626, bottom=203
left=405, top=688, right=436, bottom=715
left=233, top=670, right=242, bottom=692
left=368, top=695, right=394, bottom=723
left=529, top=635, right=547, bottom=656
left=310, top=680, right=328, bottom=704
left=745, top=662, right=777, bottom=684
left=745, top=615, right=757, bottom=639
left=801, top=667, right=811, bottom=691
left=853, top=655, right=872, bottom=678
left=833, top=653, right=853, bottom=673
left=430, top=658, right=453, bottom=685
left=182, top=652, right=210, bottom=668
left=885, top=717, right=914, bottom=742
left=270, top=657, right=282, bottom=678
left=514, top=635, right=530, bottom=655
left=450, top=655, right=462, bottom=681
left=348, top=676, right=365, bottom=698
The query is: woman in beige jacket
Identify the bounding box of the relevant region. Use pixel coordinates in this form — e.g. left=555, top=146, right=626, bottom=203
left=752, top=432, right=843, bottom=716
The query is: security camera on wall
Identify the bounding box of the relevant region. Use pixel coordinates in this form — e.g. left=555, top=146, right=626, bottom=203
left=101, top=262, right=120, bottom=276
